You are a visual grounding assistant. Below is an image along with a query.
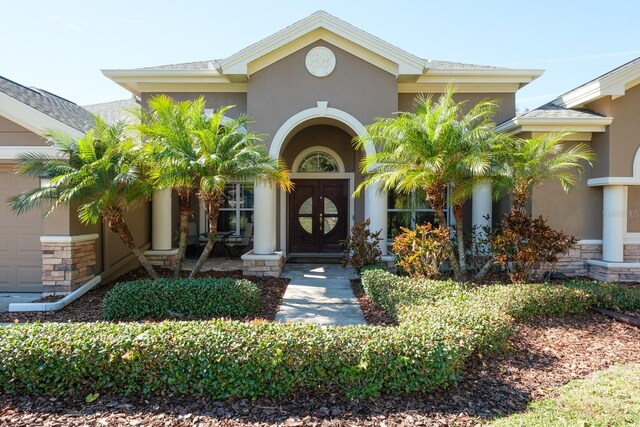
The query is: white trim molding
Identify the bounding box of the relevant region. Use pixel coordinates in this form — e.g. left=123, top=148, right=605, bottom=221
left=556, top=59, right=640, bottom=108
left=577, top=239, right=603, bottom=245
left=40, top=233, right=99, bottom=243
left=269, top=102, right=371, bottom=158
left=588, top=146, right=640, bottom=187
left=291, top=145, right=346, bottom=173
left=495, top=115, right=613, bottom=136
left=587, top=259, right=640, bottom=269
left=624, top=233, right=640, bottom=244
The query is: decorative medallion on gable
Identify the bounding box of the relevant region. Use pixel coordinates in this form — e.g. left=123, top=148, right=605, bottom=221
left=305, top=46, right=336, bottom=77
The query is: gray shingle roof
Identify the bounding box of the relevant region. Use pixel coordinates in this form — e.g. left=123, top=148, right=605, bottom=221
left=137, top=58, right=500, bottom=72
left=84, top=98, right=140, bottom=125
left=427, top=60, right=503, bottom=70
left=136, top=60, right=218, bottom=71
left=0, top=75, right=93, bottom=132
left=521, top=102, right=605, bottom=119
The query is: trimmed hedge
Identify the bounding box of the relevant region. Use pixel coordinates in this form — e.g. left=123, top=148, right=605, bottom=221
left=0, top=320, right=492, bottom=399
left=361, top=270, right=640, bottom=325
left=102, top=278, right=260, bottom=320
left=2, top=270, right=638, bottom=400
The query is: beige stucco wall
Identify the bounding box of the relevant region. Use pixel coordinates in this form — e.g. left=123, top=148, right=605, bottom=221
left=0, top=116, right=47, bottom=146
left=627, top=187, right=640, bottom=232
left=398, top=92, right=516, bottom=125
left=585, top=84, right=640, bottom=178
left=247, top=39, right=398, bottom=150
left=531, top=161, right=603, bottom=240
left=100, top=201, right=151, bottom=283
left=140, top=92, right=247, bottom=118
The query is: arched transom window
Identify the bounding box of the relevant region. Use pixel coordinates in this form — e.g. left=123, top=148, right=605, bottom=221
left=297, top=151, right=340, bottom=173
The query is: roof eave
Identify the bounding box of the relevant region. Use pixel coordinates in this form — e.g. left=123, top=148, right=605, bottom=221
left=495, top=116, right=613, bottom=134
left=420, top=68, right=544, bottom=88
left=556, top=60, right=640, bottom=108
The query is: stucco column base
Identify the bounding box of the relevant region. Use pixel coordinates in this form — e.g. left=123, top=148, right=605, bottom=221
left=241, top=250, right=285, bottom=277
left=144, top=249, right=179, bottom=269
left=587, top=260, right=640, bottom=282
left=41, top=234, right=99, bottom=296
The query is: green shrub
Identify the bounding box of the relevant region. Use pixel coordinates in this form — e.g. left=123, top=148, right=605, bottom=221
left=102, top=278, right=260, bottom=320
left=360, top=270, right=640, bottom=325
left=0, top=320, right=483, bottom=399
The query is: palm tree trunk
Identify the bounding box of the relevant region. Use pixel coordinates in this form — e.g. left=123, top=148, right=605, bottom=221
left=428, top=188, right=462, bottom=279
left=511, top=188, right=529, bottom=216
left=453, top=203, right=466, bottom=277
left=189, top=194, right=222, bottom=277
left=174, top=189, right=192, bottom=278
left=102, top=208, right=159, bottom=280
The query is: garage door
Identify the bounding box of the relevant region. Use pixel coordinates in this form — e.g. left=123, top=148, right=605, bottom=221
left=0, top=164, right=43, bottom=292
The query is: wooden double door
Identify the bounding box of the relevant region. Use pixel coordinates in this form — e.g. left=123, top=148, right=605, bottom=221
left=289, top=179, right=349, bottom=253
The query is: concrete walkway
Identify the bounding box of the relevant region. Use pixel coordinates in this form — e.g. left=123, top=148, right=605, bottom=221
left=275, top=264, right=365, bottom=326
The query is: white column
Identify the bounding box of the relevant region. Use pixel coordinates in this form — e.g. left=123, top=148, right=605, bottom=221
left=365, top=185, right=388, bottom=255
left=152, top=189, right=173, bottom=251
left=472, top=181, right=492, bottom=239
left=253, top=183, right=277, bottom=255
left=602, top=185, right=626, bottom=262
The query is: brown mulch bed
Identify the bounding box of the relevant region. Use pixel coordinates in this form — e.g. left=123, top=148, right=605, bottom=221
left=1, top=313, right=639, bottom=426
left=350, top=279, right=396, bottom=326
left=0, top=267, right=289, bottom=324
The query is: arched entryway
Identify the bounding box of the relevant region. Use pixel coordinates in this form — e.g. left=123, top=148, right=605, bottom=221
left=284, top=131, right=354, bottom=254
left=251, top=104, right=387, bottom=260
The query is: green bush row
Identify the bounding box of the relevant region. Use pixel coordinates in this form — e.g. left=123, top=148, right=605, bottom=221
left=361, top=270, right=640, bottom=325
left=0, top=319, right=496, bottom=399
left=102, top=278, right=260, bottom=320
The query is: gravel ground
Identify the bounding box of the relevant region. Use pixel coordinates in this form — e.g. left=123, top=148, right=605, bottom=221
left=0, top=267, right=289, bottom=323
left=1, top=313, right=639, bottom=426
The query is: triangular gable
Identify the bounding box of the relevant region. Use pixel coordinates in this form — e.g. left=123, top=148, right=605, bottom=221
left=218, top=11, right=425, bottom=78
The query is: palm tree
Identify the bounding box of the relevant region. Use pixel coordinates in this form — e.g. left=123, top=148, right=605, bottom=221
left=9, top=115, right=159, bottom=279
left=134, top=95, right=207, bottom=276
left=354, top=86, right=501, bottom=280
left=494, top=132, right=595, bottom=215
left=189, top=108, right=293, bottom=277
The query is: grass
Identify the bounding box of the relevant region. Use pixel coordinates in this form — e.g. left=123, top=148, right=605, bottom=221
left=488, top=364, right=640, bottom=426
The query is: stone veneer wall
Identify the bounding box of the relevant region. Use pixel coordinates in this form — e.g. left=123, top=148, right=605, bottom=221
left=145, top=249, right=178, bottom=269
left=539, top=243, right=640, bottom=282
left=588, top=263, right=640, bottom=282
left=41, top=234, right=98, bottom=295
left=537, top=242, right=603, bottom=276
left=243, top=256, right=285, bottom=277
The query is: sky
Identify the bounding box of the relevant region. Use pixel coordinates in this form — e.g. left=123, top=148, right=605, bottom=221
left=1, top=0, right=639, bottom=112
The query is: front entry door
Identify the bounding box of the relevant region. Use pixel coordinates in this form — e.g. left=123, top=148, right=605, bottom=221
left=289, top=179, right=349, bottom=253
